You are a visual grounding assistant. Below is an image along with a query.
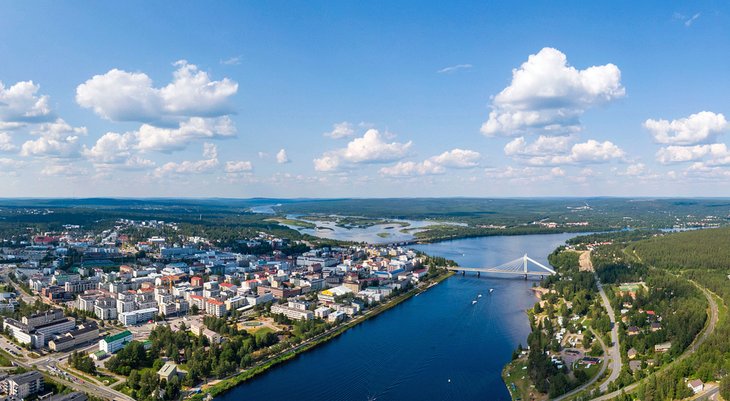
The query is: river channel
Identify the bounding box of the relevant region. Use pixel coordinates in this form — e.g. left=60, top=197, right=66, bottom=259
left=216, top=232, right=580, bottom=401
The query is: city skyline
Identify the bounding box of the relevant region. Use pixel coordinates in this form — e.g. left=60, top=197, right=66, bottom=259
left=1, top=1, right=730, bottom=197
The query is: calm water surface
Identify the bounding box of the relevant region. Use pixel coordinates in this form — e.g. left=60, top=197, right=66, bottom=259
left=217, top=232, right=579, bottom=401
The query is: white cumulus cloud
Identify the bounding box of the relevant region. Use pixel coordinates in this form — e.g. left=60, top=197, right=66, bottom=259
left=481, top=47, right=625, bottom=136
left=324, top=121, right=355, bottom=139
left=644, top=111, right=728, bottom=145
left=656, top=143, right=730, bottom=165
left=153, top=143, right=220, bottom=177
left=314, top=129, right=412, bottom=172
left=0, top=133, right=16, bottom=152
left=380, top=160, right=445, bottom=177
left=76, top=60, right=238, bottom=123
left=225, top=160, right=253, bottom=173
left=276, top=149, right=290, bottom=164
left=135, top=117, right=236, bottom=153
left=20, top=119, right=86, bottom=158
left=0, top=80, right=53, bottom=124
left=380, top=148, right=480, bottom=177
left=505, top=136, right=625, bottom=166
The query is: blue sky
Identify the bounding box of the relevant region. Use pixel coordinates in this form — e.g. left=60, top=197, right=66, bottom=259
left=1, top=1, right=730, bottom=197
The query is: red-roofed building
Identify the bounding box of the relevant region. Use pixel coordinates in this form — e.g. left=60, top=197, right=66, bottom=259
left=191, top=276, right=203, bottom=287
left=205, top=298, right=226, bottom=317
left=33, top=236, right=57, bottom=245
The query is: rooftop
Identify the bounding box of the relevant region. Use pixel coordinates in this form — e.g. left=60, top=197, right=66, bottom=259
left=8, top=370, right=43, bottom=385
left=104, top=330, right=132, bottom=343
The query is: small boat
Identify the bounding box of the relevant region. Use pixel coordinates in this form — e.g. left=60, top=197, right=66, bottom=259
left=489, top=288, right=494, bottom=294
left=471, top=300, right=478, bottom=305
left=477, top=294, right=482, bottom=298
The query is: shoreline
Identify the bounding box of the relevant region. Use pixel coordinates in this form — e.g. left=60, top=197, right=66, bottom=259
left=188, top=269, right=455, bottom=401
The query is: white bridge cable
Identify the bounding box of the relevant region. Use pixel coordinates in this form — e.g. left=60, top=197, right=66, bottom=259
left=449, top=254, right=556, bottom=275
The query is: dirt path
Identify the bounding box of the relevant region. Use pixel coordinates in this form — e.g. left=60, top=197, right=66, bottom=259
left=579, top=251, right=593, bottom=272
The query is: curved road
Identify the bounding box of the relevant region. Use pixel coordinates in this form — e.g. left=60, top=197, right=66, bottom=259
left=589, top=281, right=719, bottom=401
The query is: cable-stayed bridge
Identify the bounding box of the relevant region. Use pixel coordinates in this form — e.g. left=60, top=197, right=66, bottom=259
left=447, top=254, right=556, bottom=278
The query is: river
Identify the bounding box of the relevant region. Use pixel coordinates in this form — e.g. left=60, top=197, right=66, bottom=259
left=216, top=232, right=579, bottom=401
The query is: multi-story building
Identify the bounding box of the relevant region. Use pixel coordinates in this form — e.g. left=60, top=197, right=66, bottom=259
left=94, top=298, right=118, bottom=320
left=22, top=309, right=64, bottom=327
left=224, top=295, right=246, bottom=311
left=48, top=321, right=99, bottom=352
left=4, top=314, right=76, bottom=349
left=118, top=307, right=157, bottom=326
left=270, top=303, right=313, bottom=321
left=3, top=371, right=44, bottom=399
left=64, top=278, right=99, bottom=294
left=99, top=330, right=133, bottom=353
left=205, top=299, right=226, bottom=317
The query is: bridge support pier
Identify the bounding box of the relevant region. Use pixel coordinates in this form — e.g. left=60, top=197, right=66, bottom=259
left=477, top=272, right=480, bottom=278
left=524, top=274, right=527, bottom=280
left=461, top=271, right=465, bottom=276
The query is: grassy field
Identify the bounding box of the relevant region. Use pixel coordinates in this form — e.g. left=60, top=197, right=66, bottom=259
left=503, top=357, right=546, bottom=401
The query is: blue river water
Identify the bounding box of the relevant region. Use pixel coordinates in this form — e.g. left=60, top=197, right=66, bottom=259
left=216, top=232, right=580, bottom=401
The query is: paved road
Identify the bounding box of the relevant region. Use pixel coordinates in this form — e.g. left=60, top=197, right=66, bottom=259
left=589, top=281, right=719, bottom=401
left=596, top=280, right=621, bottom=393
left=9, top=350, right=134, bottom=401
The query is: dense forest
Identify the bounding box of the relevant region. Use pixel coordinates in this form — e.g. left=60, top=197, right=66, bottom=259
left=629, top=226, right=730, bottom=270
left=582, top=227, right=730, bottom=400
left=2, top=198, right=730, bottom=245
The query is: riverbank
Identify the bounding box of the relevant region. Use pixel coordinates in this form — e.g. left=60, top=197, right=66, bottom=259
left=188, top=269, right=455, bottom=401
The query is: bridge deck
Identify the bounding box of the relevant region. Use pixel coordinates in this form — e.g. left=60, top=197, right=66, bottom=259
left=447, top=267, right=553, bottom=276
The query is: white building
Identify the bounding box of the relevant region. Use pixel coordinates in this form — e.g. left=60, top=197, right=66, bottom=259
left=118, top=308, right=158, bottom=326
left=99, top=330, right=133, bottom=353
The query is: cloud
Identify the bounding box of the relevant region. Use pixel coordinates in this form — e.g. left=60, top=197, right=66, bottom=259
left=153, top=143, right=219, bottom=177
left=276, top=149, right=290, bottom=164
left=644, top=111, right=728, bottom=145
left=0, top=80, right=53, bottom=124
left=0, top=133, right=16, bottom=152
left=314, top=129, right=412, bottom=171
left=655, top=143, right=730, bottom=165
left=437, top=64, right=473, bottom=74
left=505, top=136, right=625, bottom=165
left=324, top=121, right=355, bottom=139
left=430, top=148, right=481, bottom=168
left=40, top=163, right=89, bottom=177
left=225, top=160, right=253, bottom=173
left=379, top=148, right=480, bottom=177
left=81, top=131, right=156, bottom=170
left=504, top=135, right=573, bottom=157
left=81, top=116, right=235, bottom=170
left=0, top=158, right=24, bottom=176
left=135, top=116, right=236, bottom=153
left=76, top=60, right=238, bottom=123
left=481, top=47, right=625, bottom=136
left=220, top=56, right=242, bottom=66
left=484, top=165, right=566, bottom=182
left=674, top=12, right=701, bottom=27
left=20, top=119, right=86, bottom=158
left=380, top=160, right=444, bottom=177
left=623, top=163, right=646, bottom=176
